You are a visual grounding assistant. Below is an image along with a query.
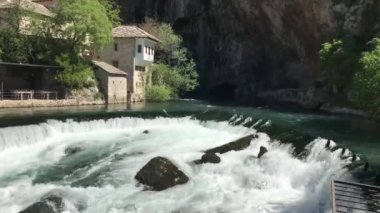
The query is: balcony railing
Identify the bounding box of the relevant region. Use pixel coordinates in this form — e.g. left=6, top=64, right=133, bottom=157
left=0, top=90, right=58, bottom=100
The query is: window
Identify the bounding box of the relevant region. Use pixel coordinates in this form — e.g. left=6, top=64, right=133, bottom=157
left=135, top=66, right=145, bottom=72
left=137, top=45, right=142, bottom=53
left=112, top=60, right=119, bottom=68
left=114, top=43, right=118, bottom=51
left=145, top=46, right=148, bottom=54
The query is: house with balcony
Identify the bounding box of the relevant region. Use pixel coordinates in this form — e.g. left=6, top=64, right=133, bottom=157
left=94, top=25, right=160, bottom=102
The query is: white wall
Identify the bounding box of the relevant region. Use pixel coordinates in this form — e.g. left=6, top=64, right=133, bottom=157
left=135, top=38, right=156, bottom=66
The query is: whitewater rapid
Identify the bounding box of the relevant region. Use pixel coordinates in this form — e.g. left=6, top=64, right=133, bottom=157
left=0, top=117, right=353, bottom=213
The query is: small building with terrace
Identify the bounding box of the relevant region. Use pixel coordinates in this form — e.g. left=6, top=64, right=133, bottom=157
left=0, top=62, right=60, bottom=100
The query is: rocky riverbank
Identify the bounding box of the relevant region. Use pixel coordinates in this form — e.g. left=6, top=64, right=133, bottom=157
left=0, top=99, right=105, bottom=108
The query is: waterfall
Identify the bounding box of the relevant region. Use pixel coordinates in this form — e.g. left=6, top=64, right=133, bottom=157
left=0, top=116, right=353, bottom=213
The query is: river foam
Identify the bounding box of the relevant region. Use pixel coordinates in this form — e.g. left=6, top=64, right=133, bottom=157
left=0, top=117, right=353, bottom=213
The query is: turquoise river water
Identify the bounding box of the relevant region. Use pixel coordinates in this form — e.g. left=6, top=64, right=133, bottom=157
left=0, top=100, right=379, bottom=212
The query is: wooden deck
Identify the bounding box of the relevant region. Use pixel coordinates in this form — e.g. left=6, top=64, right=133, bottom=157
left=332, top=180, right=380, bottom=213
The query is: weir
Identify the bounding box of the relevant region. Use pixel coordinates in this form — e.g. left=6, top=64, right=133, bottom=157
left=332, top=180, right=380, bottom=213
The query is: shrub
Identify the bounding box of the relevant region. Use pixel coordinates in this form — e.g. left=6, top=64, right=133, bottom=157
left=55, top=54, right=96, bottom=89
left=319, top=38, right=361, bottom=94
left=146, top=85, right=172, bottom=102
left=94, top=92, right=104, bottom=100
left=144, top=23, right=198, bottom=101
left=352, top=38, right=380, bottom=114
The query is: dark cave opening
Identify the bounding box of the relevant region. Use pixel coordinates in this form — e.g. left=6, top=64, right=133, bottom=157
left=210, top=83, right=237, bottom=101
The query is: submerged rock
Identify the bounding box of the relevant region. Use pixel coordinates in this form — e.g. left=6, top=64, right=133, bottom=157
left=341, top=148, right=347, bottom=156
left=205, top=134, right=256, bottom=154
left=112, top=152, right=144, bottom=162
left=64, top=146, right=83, bottom=156
left=351, top=154, right=357, bottom=162
left=258, top=146, right=268, bottom=158
left=194, top=153, right=221, bottom=164
left=325, top=139, right=331, bottom=149
left=19, top=196, right=64, bottom=213
left=135, top=157, right=189, bottom=191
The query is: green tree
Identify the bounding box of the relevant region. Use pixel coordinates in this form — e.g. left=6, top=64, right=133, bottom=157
left=0, top=29, right=28, bottom=63
left=0, top=1, right=31, bottom=63
left=352, top=38, right=380, bottom=114
left=146, top=23, right=198, bottom=101
left=52, top=0, right=118, bottom=54
left=55, top=54, right=96, bottom=89
left=320, top=38, right=361, bottom=94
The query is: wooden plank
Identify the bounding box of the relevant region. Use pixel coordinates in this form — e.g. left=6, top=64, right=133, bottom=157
left=332, top=180, right=337, bottom=213
left=335, top=180, right=380, bottom=191
left=332, top=180, right=380, bottom=213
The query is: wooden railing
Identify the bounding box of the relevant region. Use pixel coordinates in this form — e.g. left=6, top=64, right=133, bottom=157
left=0, top=90, right=58, bottom=100
left=332, top=180, right=380, bottom=213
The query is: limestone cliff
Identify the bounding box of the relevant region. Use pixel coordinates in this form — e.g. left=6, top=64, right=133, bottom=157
left=118, top=0, right=379, bottom=106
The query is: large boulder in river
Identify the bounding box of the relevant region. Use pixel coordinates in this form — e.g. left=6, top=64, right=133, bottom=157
left=205, top=134, right=256, bottom=154
left=135, top=157, right=189, bottom=191
left=194, top=153, right=221, bottom=164
left=19, top=196, right=64, bottom=213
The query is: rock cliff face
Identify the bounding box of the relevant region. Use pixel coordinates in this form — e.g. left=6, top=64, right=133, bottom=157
left=118, top=0, right=379, bottom=105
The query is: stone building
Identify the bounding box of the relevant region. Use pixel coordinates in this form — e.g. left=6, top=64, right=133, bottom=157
left=0, top=0, right=54, bottom=34
left=94, top=26, right=160, bottom=102
left=92, top=60, right=127, bottom=104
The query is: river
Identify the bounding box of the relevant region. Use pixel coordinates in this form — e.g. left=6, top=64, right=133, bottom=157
left=0, top=100, right=379, bottom=212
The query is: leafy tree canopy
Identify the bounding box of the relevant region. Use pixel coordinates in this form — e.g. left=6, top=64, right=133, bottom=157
left=53, top=0, right=118, bottom=53
left=352, top=38, right=380, bottom=114
left=319, top=37, right=361, bottom=94
left=145, top=23, right=199, bottom=101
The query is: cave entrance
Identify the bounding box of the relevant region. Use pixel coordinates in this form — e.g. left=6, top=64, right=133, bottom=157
left=210, top=83, right=237, bottom=101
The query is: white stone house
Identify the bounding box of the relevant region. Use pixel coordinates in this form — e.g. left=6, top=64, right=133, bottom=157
left=94, top=26, right=160, bottom=102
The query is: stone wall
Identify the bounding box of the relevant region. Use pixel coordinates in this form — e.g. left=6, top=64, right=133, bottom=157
left=131, top=69, right=146, bottom=102
left=257, top=88, right=327, bottom=109
left=0, top=99, right=105, bottom=108
left=107, top=76, right=127, bottom=104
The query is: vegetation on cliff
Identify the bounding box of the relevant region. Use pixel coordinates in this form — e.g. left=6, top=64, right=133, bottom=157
left=144, top=23, right=199, bottom=101
left=352, top=38, right=380, bottom=114
left=320, top=37, right=380, bottom=115
left=319, top=38, right=361, bottom=94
